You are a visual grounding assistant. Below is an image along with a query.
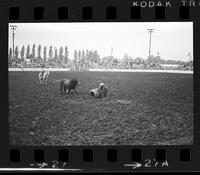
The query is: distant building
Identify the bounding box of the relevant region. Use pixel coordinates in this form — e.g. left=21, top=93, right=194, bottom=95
left=160, top=64, right=180, bottom=70
left=25, top=59, right=31, bottom=64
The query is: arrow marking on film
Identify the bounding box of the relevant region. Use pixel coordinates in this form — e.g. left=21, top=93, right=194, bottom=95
left=124, top=162, right=142, bottom=169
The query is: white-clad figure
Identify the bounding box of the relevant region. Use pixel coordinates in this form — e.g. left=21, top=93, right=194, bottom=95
left=38, top=64, right=50, bottom=84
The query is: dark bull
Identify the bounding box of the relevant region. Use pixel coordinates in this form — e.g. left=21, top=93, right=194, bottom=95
left=60, top=78, right=79, bottom=93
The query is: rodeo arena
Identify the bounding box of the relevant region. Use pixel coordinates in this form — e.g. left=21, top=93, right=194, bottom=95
left=9, top=23, right=193, bottom=146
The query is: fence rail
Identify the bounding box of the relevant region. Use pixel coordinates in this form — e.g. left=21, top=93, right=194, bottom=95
left=8, top=68, right=193, bottom=74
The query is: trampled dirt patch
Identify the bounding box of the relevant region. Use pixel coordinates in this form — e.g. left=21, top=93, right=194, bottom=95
left=9, top=71, right=193, bottom=146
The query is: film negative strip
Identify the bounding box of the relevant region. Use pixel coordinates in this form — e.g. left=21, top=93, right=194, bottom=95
left=0, top=0, right=199, bottom=172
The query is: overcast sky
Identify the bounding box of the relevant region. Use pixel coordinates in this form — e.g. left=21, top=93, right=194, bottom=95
left=8, top=22, right=193, bottom=61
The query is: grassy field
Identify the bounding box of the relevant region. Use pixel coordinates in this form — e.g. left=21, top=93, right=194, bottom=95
left=9, top=71, right=193, bottom=146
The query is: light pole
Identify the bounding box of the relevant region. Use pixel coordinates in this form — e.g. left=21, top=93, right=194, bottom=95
left=147, top=29, right=155, bottom=59
left=10, top=25, right=17, bottom=59
left=188, top=52, right=191, bottom=62
left=111, top=47, right=114, bottom=58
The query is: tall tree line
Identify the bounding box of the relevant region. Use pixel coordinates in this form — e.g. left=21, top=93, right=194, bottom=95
left=73, top=49, right=100, bottom=70
left=9, top=44, right=69, bottom=67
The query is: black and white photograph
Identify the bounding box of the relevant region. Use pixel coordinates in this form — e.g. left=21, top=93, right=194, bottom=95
left=8, top=22, right=193, bottom=146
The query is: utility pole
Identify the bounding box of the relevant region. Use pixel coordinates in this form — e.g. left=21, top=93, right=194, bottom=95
left=111, top=47, right=114, bottom=58
left=10, top=25, right=17, bottom=59
left=147, top=29, right=155, bottom=59
left=188, top=52, right=191, bottom=62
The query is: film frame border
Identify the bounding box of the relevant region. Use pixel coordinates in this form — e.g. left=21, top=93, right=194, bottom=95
left=0, top=0, right=199, bottom=172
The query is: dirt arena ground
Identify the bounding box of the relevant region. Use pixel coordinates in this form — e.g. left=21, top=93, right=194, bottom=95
left=9, top=71, right=193, bottom=146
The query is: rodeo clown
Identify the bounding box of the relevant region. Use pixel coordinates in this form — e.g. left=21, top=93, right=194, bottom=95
left=90, top=80, right=108, bottom=99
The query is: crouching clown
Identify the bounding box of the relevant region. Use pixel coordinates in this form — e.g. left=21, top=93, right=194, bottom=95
left=90, top=80, right=108, bottom=98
